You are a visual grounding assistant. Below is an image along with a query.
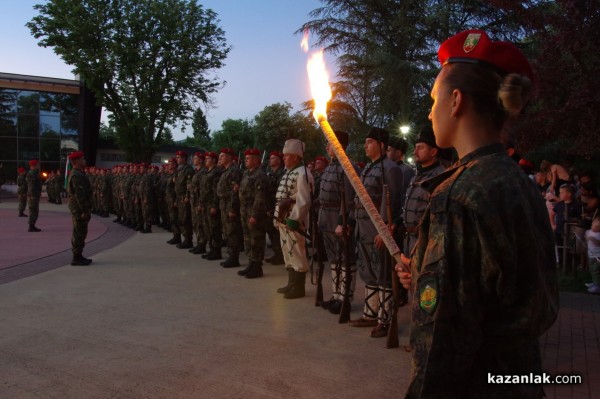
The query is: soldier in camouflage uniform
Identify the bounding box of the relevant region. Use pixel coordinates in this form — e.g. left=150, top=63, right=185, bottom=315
left=348, top=127, right=404, bottom=339
left=396, top=30, right=558, bottom=398
left=217, top=148, right=243, bottom=267
left=26, top=159, right=42, bottom=232
left=165, top=158, right=180, bottom=244
left=201, top=152, right=223, bottom=260
left=157, top=165, right=170, bottom=230
left=317, top=131, right=358, bottom=315
left=237, top=149, right=269, bottom=278
left=274, top=139, right=314, bottom=299
left=265, top=151, right=285, bottom=265
left=54, top=169, right=63, bottom=204
left=175, top=151, right=194, bottom=248
left=138, top=163, right=155, bottom=233
left=189, top=152, right=207, bottom=254
left=98, top=168, right=111, bottom=217
left=46, top=171, right=57, bottom=203
left=112, top=165, right=123, bottom=223
left=17, top=167, right=28, bottom=217
left=67, top=152, right=93, bottom=266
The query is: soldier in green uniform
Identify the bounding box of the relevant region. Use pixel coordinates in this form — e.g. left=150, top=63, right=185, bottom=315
left=175, top=151, right=194, bottom=248
left=189, top=152, right=207, bottom=253
left=17, top=167, right=28, bottom=217
left=395, top=30, right=559, bottom=398
left=165, top=158, right=180, bottom=244
left=237, top=149, right=269, bottom=278
left=138, top=163, right=155, bottom=233
left=265, top=151, right=285, bottom=265
left=26, top=159, right=42, bottom=232
left=217, top=148, right=243, bottom=267
left=201, top=151, right=224, bottom=260
left=67, top=151, right=93, bottom=266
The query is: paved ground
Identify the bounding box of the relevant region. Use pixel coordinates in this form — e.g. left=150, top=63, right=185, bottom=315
left=0, top=191, right=598, bottom=398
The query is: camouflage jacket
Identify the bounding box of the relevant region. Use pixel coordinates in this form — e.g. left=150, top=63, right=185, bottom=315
left=175, top=163, right=194, bottom=199
left=26, top=169, right=42, bottom=197
left=67, top=169, right=92, bottom=215
left=202, top=167, right=223, bottom=210
left=17, top=175, right=27, bottom=195
left=217, top=165, right=242, bottom=214
left=239, top=167, right=268, bottom=218
left=406, top=144, right=559, bottom=399
left=188, top=167, right=205, bottom=208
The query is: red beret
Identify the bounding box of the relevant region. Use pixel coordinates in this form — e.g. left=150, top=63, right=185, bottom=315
left=194, top=152, right=205, bottom=158
left=175, top=150, right=188, bottom=158
left=519, top=158, right=534, bottom=170
left=244, top=148, right=261, bottom=157
left=269, top=151, right=283, bottom=159
left=168, top=157, right=177, bottom=164
left=220, top=148, right=235, bottom=156
left=314, top=155, right=329, bottom=164
left=18, top=167, right=26, bottom=173
left=68, top=151, right=85, bottom=160
left=29, top=159, right=39, bottom=166
left=205, top=151, right=218, bottom=160
left=438, top=29, right=534, bottom=81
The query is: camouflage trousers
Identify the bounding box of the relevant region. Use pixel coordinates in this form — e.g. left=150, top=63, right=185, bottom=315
left=71, top=214, right=89, bottom=257
left=18, top=193, right=27, bottom=213
left=206, top=207, right=222, bottom=250
left=177, top=198, right=192, bottom=240
left=240, top=208, right=266, bottom=262
left=191, top=204, right=207, bottom=245
left=142, top=200, right=154, bottom=226
left=28, top=195, right=40, bottom=226
left=167, top=199, right=179, bottom=235
left=219, top=200, right=242, bottom=256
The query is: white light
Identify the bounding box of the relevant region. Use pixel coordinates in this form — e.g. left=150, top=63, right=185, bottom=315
left=400, top=125, right=410, bottom=135
left=407, top=157, right=414, bottom=164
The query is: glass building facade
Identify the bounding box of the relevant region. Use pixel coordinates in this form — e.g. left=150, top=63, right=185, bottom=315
left=0, top=74, right=83, bottom=181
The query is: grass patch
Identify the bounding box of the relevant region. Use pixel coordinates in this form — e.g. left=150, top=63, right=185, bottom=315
left=557, top=269, right=593, bottom=292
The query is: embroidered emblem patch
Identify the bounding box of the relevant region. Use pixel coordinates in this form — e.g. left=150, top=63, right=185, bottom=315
left=463, top=33, right=481, bottom=53
left=418, top=276, right=438, bottom=315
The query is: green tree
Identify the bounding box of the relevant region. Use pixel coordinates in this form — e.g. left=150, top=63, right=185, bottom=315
left=210, top=119, right=255, bottom=154
left=190, top=108, right=211, bottom=150
left=28, top=0, right=230, bottom=162
left=98, top=121, right=117, bottom=140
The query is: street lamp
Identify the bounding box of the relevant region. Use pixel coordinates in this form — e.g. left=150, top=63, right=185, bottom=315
left=400, top=125, right=410, bottom=135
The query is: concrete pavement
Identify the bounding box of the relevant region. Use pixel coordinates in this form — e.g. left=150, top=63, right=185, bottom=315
left=0, top=194, right=598, bottom=398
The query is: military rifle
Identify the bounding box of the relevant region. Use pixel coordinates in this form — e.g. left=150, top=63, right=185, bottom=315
left=310, top=189, right=325, bottom=307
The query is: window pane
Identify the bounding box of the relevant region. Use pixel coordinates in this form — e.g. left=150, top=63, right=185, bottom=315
left=17, top=91, right=39, bottom=114
left=0, top=114, right=17, bottom=136
left=40, top=139, right=60, bottom=162
left=40, top=92, right=60, bottom=114
left=0, top=89, right=17, bottom=113
left=40, top=115, right=61, bottom=138
left=18, top=138, right=39, bottom=160
left=0, top=137, right=17, bottom=160
left=0, top=161, right=17, bottom=184
left=18, top=114, right=39, bottom=137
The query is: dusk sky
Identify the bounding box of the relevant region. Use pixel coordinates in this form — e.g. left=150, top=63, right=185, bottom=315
left=0, top=0, right=335, bottom=140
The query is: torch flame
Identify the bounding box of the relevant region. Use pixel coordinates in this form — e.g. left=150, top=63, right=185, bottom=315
left=300, top=30, right=309, bottom=52
left=306, top=49, right=332, bottom=121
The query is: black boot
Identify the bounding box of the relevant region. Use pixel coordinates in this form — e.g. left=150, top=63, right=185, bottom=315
left=265, top=251, right=284, bottom=265
left=113, top=216, right=121, bottom=223
left=277, top=269, right=295, bottom=294
left=28, top=224, right=41, bottom=232
left=141, top=225, right=152, bottom=234
left=284, top=271, right=306, bottom=299
left=190, top=242, right=206, bottom=254
left=221, top=254, right=240, bottom=268
left=245, top=262, right=264, bottom=279
left=167, top=235, right=181, bottom=245
left=205, top=248, right=222, bottom=260
left=237, top=262, right=253, bottom=276
left=177, top=237, right=193, bottom=249
left=19, top=212, right=27, bottom=217
left=71, top=255, right=92, bottom=266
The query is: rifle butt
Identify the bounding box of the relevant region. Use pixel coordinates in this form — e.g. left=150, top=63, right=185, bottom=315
left=315, top=283, right=323, bottom=306
left=386, top=315, right=399, bottom=348
left=338, top=298, right=351, bottom=324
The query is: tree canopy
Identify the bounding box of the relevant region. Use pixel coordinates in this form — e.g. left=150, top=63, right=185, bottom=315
left=28, top=0, right=230, bottom=162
